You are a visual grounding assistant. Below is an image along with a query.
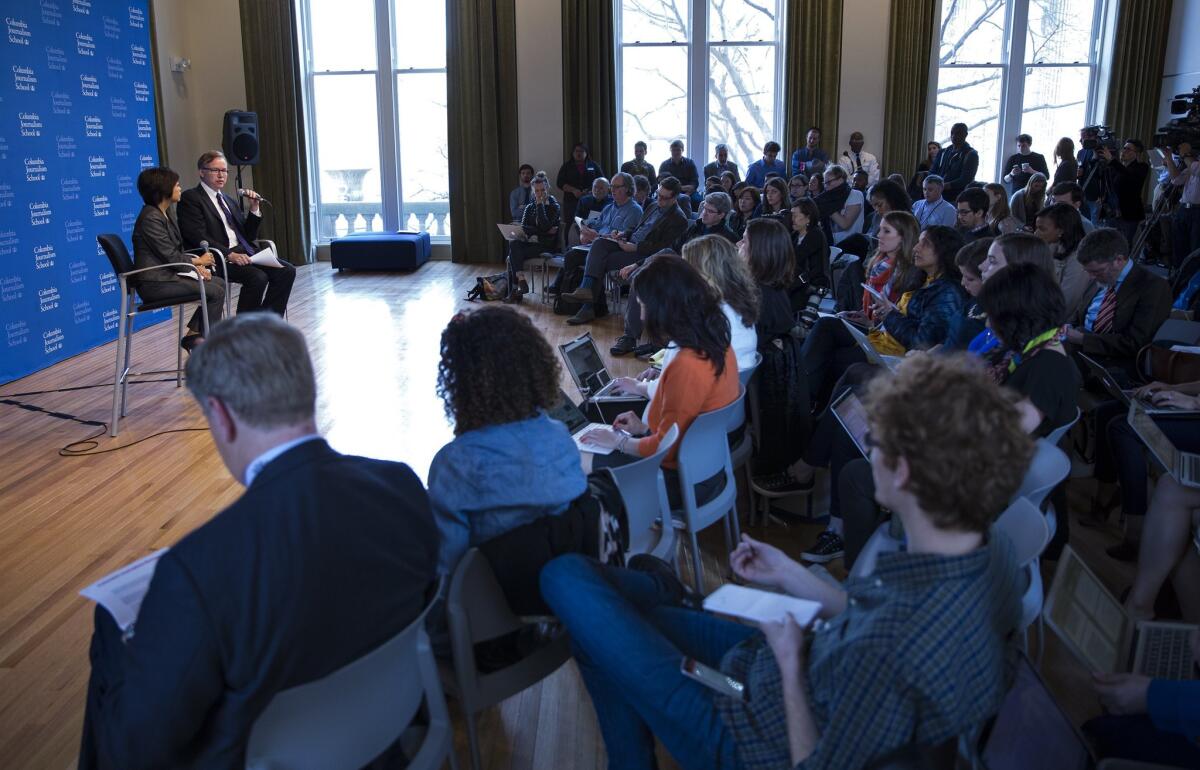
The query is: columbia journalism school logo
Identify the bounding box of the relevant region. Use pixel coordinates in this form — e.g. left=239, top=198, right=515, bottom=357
left=138, top=152, right=153, bottom=169
left=40, top=1, right=63, bottom=26
left=75, top=31, right=94, bottom=56
left=64, top=218, right=84, bottom=242
left=91, top=194, right=109, bottom=217
left=61, top=176, right=80, bottom=200
left=0, top=230, right=18, bottom=256
left=33, top=243, right=56, bottom=270
left=72, top=0, right=92, bottom=15
left=25, top=156, right=48, bottom=182
left=73, top=300, right=92, bottom=324
left=88, top=154, right=106, bottom=177
left=52, top=90, right=72, bottom=114
left=113, top=135, right=129, bottom=157
left=119, top=210, right=135, bottom=232
left=56, top=133, right=76, bottom=158
left=116, top=174, right=132, bottom=195
left=7, top=16, right=32, bottom=45
left=80, top=73, right=98, bottom=97
left=43, top=327, right=64, bottom=354
left=135, top=117, right=149, bottom=137
left=84, top=113, right=102, bottom=136
left=102, top=307, right=118, bottom=331
left=102, top=15, right=119, bottom=39
left=105, top=55, right=123, bottom=79
left=69, top=259, right=88, bottom=284
left=99, top=270, right=117, bottom=295
left=133, top=81, right=148, bottom=102
left=109, top=96, right=126, bottom=117
left=0, top=183, right=13, bottom=208
left=38, top=286, right=60, bottom=312
left=128, top=5, right=144, bottom=28
left=13, top=65, right=38, bottom=92
left=130, top=43, right=147, bottom=66
left=46, top=45, right=67, bottom=71
left=7, top=320, right=31, bottom=347
left=2, top=274, right=26, bottom=302
left=29, top=201, right=51, bottom=226
left=19, top=111, right=43, bottom=136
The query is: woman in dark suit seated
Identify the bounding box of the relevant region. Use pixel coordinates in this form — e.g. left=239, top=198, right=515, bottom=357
left=132, top=167, right=225, bottom=351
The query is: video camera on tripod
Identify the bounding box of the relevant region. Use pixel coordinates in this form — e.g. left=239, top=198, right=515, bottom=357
left=1081, top=125, right=1121, bottom=154
left=1154, top=85, right=1200, bottom=149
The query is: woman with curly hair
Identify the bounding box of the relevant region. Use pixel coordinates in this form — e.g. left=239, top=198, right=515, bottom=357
left=429, top=305, right=587, bottom=575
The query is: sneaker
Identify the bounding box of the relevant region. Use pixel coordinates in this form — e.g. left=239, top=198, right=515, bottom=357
left=801, top=531, right=845, bottom=564
left=633, top=343, right=660, bottom=360
left=751, top=470, right=814, bottom=496
left=610, top=335, right=638, bottom=356
left=567, top=306, right=596, bottom=325
left=563, top=285, right=596, bottom=303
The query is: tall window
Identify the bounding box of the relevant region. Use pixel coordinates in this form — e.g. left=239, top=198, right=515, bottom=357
left=933, top=0, right=1112, bottom=183
left=300, top=0, right=449, bottom=242
left=616, top=0, right=784, bottom=176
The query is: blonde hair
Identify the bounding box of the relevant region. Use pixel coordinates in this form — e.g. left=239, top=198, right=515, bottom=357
left=681, top=235, right=760, bottom=327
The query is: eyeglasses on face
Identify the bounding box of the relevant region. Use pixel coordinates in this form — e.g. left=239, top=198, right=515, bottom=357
left=201, top=167, right=229, bottom=175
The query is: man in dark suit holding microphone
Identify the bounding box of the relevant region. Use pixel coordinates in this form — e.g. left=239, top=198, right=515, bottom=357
left=177, top=151, right=296, bottom=316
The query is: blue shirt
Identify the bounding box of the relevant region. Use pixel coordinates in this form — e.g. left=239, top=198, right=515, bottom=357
left=595, top=198, right=643, bottom=236
left=630, top=204, right=665, bottom=244
left=744, top=158, right=788, bottom=188
left=1083, top=258, right=1133, bottom=331
left=791, top=147, right=830, bottom=176
left=912, top=198, right=956, bottom=229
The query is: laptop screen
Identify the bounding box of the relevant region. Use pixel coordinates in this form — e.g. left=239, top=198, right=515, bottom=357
left=980, top=653, right=1091, bottom=770
left=561, top=335, right=609, bottom=395
left=1045, top=547, right=1128, bottom=674
left=831, top=391, right=871, bottom=458
left=1128, top=402, right=1177, bottom=475
left=545, top=390, right=589, bottom=434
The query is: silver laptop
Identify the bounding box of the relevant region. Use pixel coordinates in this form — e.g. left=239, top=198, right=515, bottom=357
left=1044, top=545, right=1197, bottom=679
left=1127, top=401, right=1200, bottom=488
left=830, top=389, right=871, bottom=458
left=545, top=389, right=613, bottom=455
left=495, top=222, right=528, bottom=241
left=839, top=317, right=902, bottom=372
left=559, top=332, right=643, bottom=402
left=1079, top=353, right=1200, bottom=416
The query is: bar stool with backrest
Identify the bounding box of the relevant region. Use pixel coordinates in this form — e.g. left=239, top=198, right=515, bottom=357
left=98, top=233, right=214, bottom=437
left=672, top=385, right=746, bottom=593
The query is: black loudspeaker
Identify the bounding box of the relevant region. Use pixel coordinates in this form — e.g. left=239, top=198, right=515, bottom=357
left=222, top=110, right=259, bottom=166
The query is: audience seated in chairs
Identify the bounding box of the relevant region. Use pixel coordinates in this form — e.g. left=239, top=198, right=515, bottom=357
left=703, top=142, right=740, bottom=184
left=1009, top=171, right=1048, bottom=232
left=428, top=306, right=588, bottom=577
left=78, top=314, right=438, bottom=769
left=984, top=182, right=1023, bottom=235
left=911, top=174, right=957, bottom=230
left=821, top=166, right=864, bottom=245
left=955, top=187, right=994, bottom=243
left=943, top=237, right=992, bottom=351
left=540, top=354, right=1028, bottom=770
left=1035, top=202, right=1094, bottom=316
left=906, top=140, right=941, bottom=201
left=726, top=186, right=760, bottom=240
left=555, top=177, right=689, bottom=326
left=744, top=140, right=786, bottom=188
left=131, top=166, right=226, bottom=352
left=556, top=142, right=605, bottom=226
left=756, top=177, right=791, bottom=223
left=621, top=140, right=657, bottom=189
left=719, top=170, right=737, bottom=195
left=658, top=139, right=702, bottom=206
left=509, top=163, right=535, bottom=222
left=504, top=171, right=559, bottom=303
left=930, top=122, right=980, bottom=202
left=1051, top=181, right=1097, bottom=232
left=788, top=197, right=830, bottom=312
left=790, top=125, right=829, bottom=176
left=631, top=173, right=652, bottom=207
left=577, top=172, right=643, bottom=250
left=575, top=177, right=612, bottom=223
left=578, top=256, right=738, bottom=512
left=864, top=178, right=912, bottom=239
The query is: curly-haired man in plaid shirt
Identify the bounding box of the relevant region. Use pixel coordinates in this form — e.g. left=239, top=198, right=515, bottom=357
left=541, top=354, right=1029, bottom=769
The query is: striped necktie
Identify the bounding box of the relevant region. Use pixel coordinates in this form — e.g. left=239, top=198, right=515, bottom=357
left=1093, top=286, right=1117, bottom=333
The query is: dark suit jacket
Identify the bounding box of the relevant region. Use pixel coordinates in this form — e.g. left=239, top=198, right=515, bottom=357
left=1070, top=263, right=1172, bottom=362
left=89, top=439, right=439, bottom=769
left=627, top=203, right=689, bottom=258
left=931, top=143, right=979, bottom=201
left=177, top=184, right=262, bottom=253
left=131, top=205, right=192, bottom=283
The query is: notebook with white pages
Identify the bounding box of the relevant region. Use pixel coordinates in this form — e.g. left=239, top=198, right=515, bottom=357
left=80, top=548, right=168, bottom=632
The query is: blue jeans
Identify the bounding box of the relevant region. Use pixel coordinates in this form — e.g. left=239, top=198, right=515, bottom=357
left=540, top=555, right=755, bottom=770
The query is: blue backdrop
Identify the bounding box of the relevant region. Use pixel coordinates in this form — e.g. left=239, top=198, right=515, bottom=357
left=1, top=0, right=162, bottom=384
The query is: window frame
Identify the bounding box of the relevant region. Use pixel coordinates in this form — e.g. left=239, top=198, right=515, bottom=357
left=614, top=0, right=786, bottom=179
left=928, top=0, right=1115, bottom=183
left=297, top=0, right=449, bottom=245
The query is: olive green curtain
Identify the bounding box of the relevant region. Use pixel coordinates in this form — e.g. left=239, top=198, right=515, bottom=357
left=783, top=0, right=843, bottom=164
left=562, top=0, right=617, bottom=176
left=1104, top=0, right=1172, bottom=151
left=880, top=0, right=938, bottom=177
left=238, top=0, right=312, bottom=264
left=447, top=0, right=519, bottom=263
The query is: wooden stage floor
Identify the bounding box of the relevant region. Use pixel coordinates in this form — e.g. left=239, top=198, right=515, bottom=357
left=0, top=260, right=1134, bottom=768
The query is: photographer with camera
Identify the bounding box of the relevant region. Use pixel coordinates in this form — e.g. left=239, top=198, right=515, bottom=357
left=1077, top=126, right=1114, bottom=219
left=1164, top=142, right=1200, bottom=265
left=1099, top=140, right=1150, bottom=245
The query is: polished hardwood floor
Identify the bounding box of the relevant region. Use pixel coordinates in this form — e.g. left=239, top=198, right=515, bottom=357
left=0, top=260, right=1135, bottom=768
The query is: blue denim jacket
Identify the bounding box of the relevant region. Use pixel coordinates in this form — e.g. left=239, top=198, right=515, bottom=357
left=882, top=276, right=967, bottom=351
left=429, top=413, right=587, bottom=575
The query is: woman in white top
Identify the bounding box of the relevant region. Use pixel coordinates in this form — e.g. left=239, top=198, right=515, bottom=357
left=825, top=165, right=864, bottom=244
left=615, top=238, right=758, bottom=401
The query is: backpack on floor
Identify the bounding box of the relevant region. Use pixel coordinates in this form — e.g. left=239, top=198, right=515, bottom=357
left=466, top=272, right=509, bottom=302
left=552, top=266, right=585, bottom=315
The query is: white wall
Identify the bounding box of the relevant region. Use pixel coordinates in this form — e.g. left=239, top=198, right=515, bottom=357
left=836, top=0, right=891, bottom=167
left=152, top=0, right=252, bottom=189
left=515, top=0, right=564, bottom=181
left=1158, top=0, right=1200, bottom=129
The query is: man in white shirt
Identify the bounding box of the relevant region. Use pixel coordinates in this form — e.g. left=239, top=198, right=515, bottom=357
left=838, top=132, right=880, bottom=186
left=824, top=166, right=864, bottom=244
left=177, top=151, right=296, bottom=315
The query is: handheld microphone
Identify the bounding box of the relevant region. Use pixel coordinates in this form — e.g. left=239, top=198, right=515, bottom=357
left=238, top=189, right=271, bottom=206
left=199, top=239, right=209, bottom=253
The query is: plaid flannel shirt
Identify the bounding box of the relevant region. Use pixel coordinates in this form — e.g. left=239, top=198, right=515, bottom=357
left=717, top=530, right=1021, bottom=770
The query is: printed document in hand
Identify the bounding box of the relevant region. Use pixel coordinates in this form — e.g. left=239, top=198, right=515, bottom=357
left=250, top=245, right=284, bottom=268
left=703, top=584, right=821, bottom=626
left=80, top=548, right=168, bottom=631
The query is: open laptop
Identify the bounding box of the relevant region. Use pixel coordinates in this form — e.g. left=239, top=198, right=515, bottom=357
left=559, top=332, right=643, bottom=402
left=830, top=389, right=871, bottom=458
left=1044, top=545, right=1197, bottom=679
left=545, top=389, right=614, bottom=455
left=839, top=317, right=902, bottom=372
left=978, top=651, right=1092, bottom=770
left=1127, top=401, right=1200, bottom=487
left=495, top=223, right=529, bottom=241
left=1079, top=353, right=1200, bottom=416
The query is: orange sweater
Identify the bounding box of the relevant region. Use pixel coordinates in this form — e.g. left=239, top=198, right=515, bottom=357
left=639, top=346, right=738, bottom=468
